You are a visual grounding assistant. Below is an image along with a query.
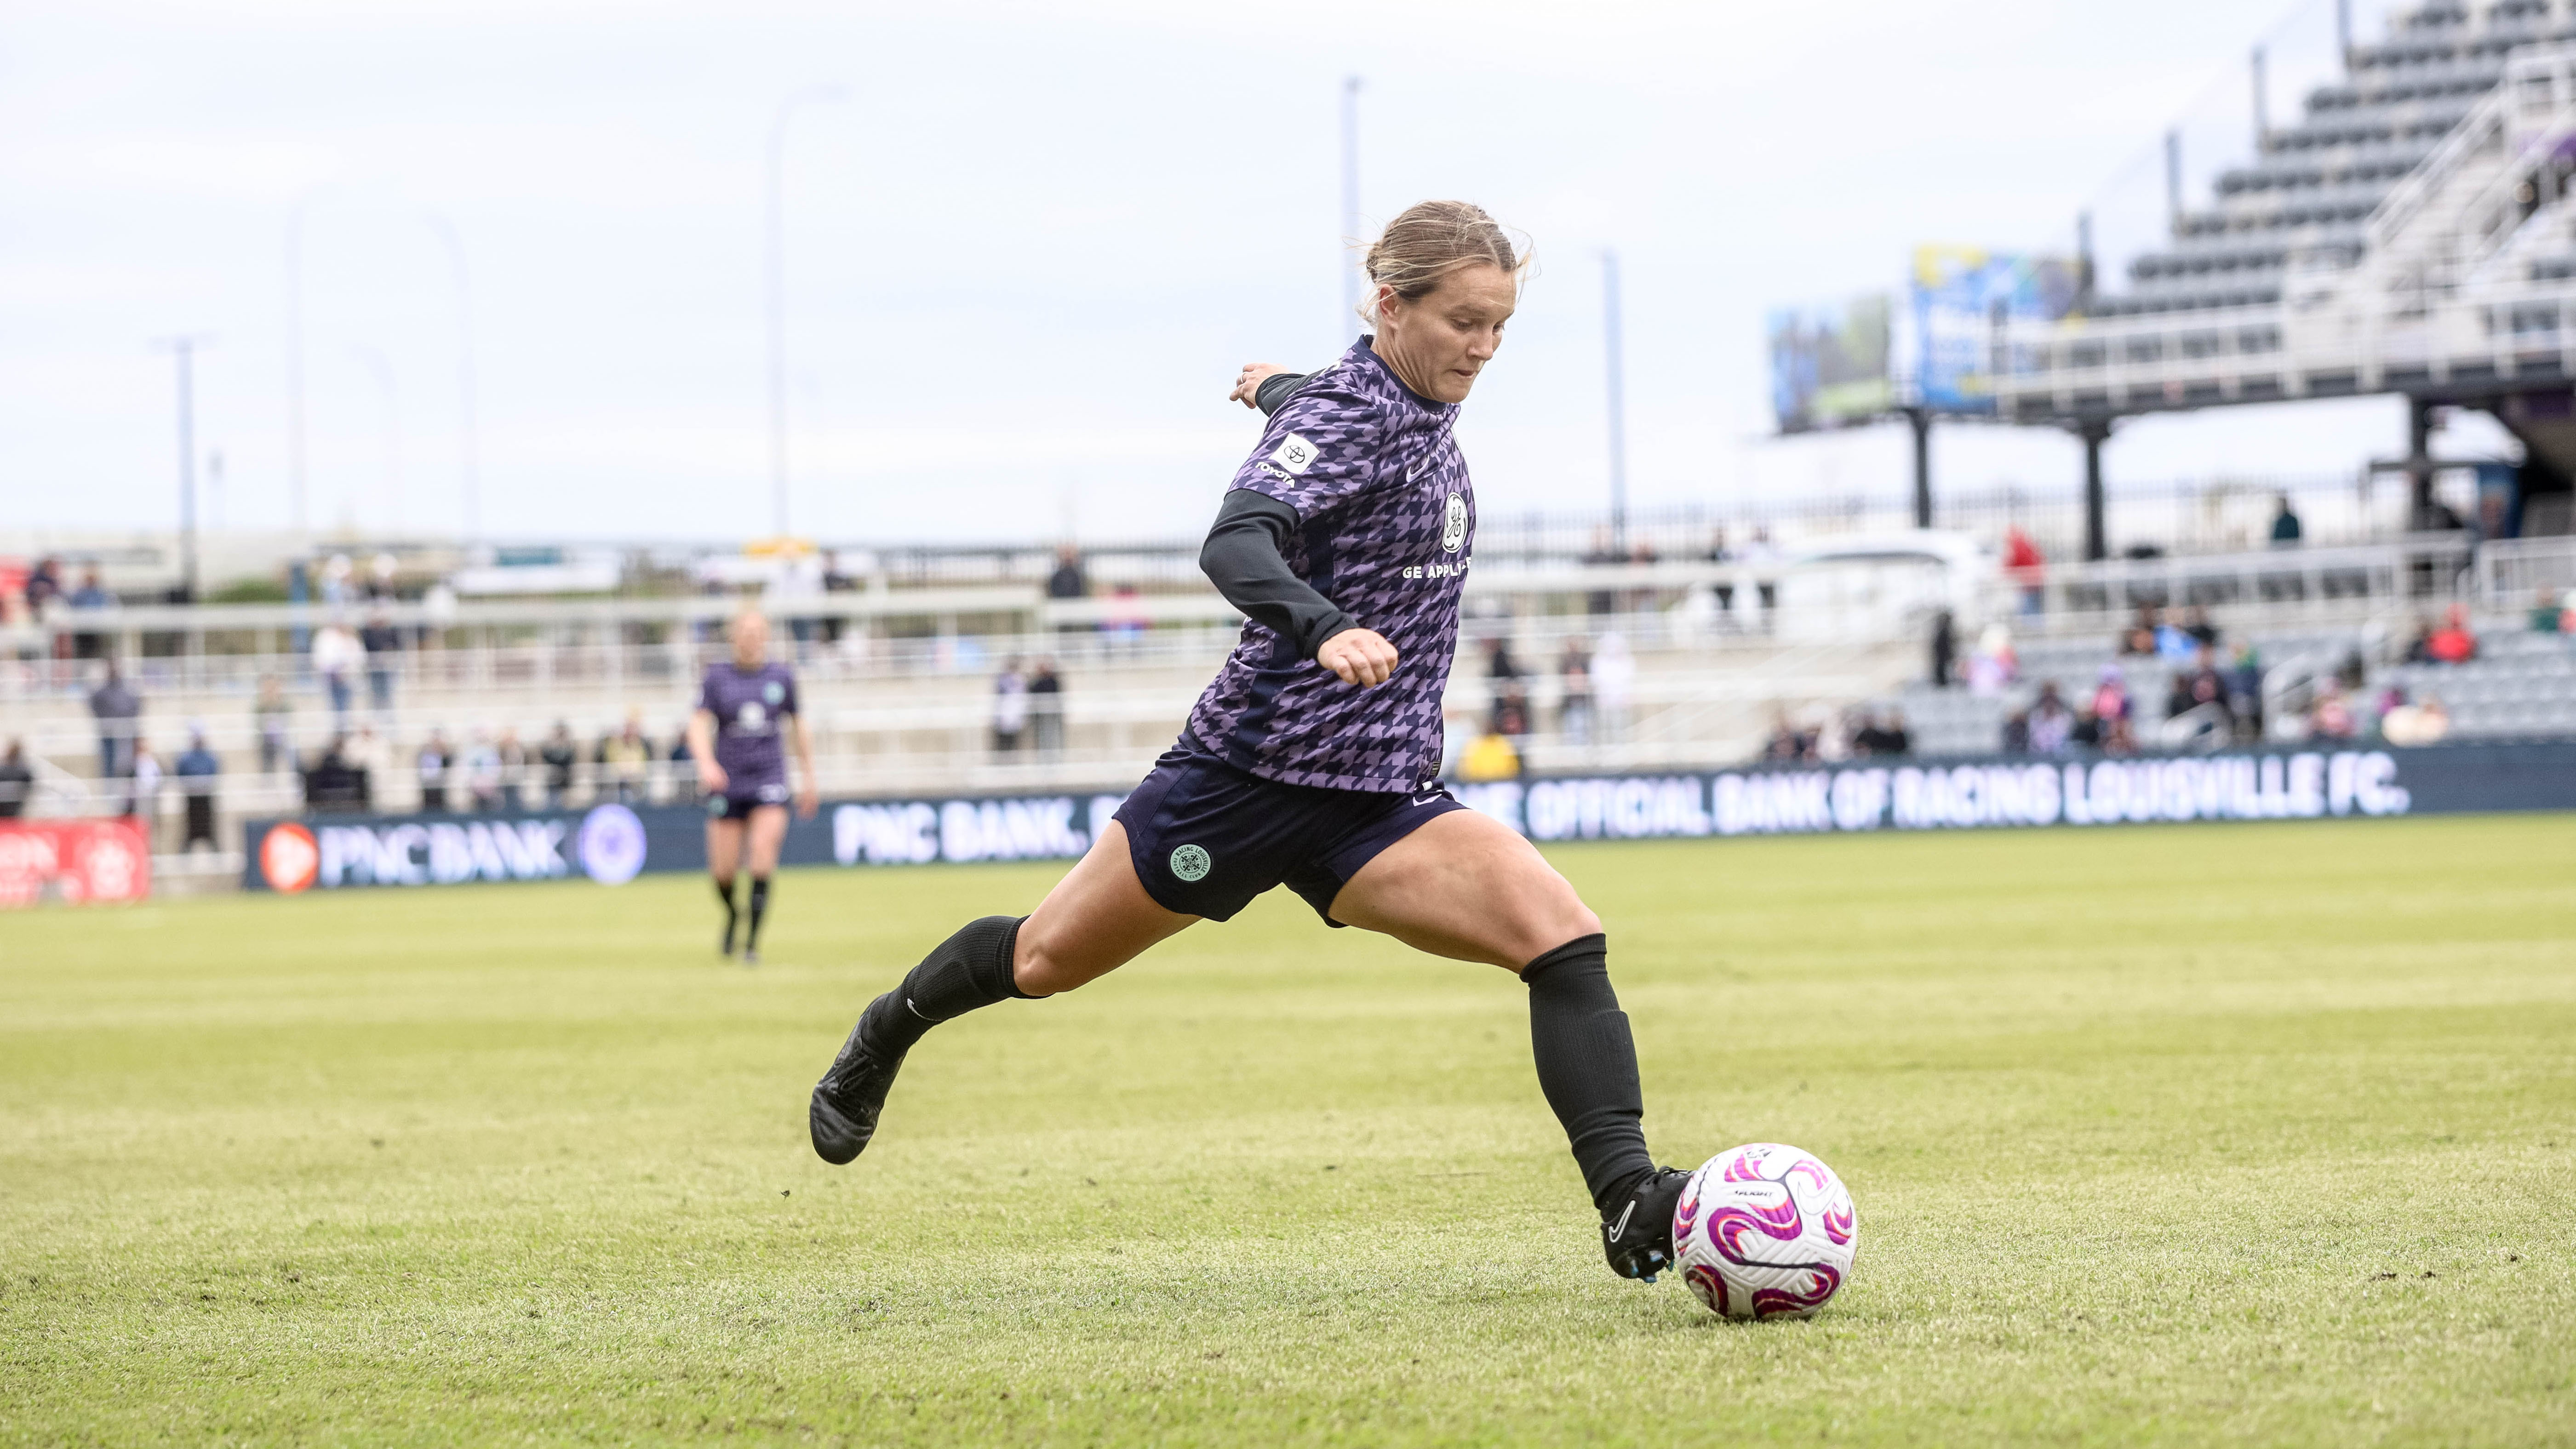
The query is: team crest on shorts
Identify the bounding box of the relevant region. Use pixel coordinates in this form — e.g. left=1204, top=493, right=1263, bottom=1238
left=1441, top=493, right=1467, bottom=553
left=1169, top=844, right=1212, bottom=882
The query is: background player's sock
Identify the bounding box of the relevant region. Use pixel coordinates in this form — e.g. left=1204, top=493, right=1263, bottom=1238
left=856, top=915, right=1035, bottom=1059
left=745, top=876, right=772, bottom=954
left=1522, top=933, right=1658, bottom=1215
left=715, top=877, right=739, bottom=953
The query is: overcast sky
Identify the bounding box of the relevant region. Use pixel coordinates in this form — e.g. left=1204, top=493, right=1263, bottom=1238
left=1, top=0, right=2508, bottom=546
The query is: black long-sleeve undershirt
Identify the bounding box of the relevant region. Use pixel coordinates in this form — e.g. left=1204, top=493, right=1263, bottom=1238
left=1199, top=490, right=1358, bottom=661
left=1199, top=368, right=1358, bottom=660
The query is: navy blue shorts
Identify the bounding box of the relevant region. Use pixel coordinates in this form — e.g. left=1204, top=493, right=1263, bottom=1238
left=1111, top=738, right=1468, bottom=925
left=706, top=781, right=790, bottom=820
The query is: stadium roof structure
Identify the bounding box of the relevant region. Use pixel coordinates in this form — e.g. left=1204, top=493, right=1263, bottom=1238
left=1991, top=0, right=2576, bottom=556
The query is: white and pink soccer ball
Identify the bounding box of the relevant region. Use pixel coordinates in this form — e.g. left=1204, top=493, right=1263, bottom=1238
left=1672, top=1142, right=1858, bottom=1319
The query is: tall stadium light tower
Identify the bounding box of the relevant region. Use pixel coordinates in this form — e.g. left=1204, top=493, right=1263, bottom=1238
left=1340, top=75, right=1363, bottom=338
left=284, top=184, right=334, bottom=542
left=766, top=84, right=848, bottom=541
left=154, top=335, right=215, bottom=601
left=426, top=215, right=482, bottom=544
left=1602, top=250, right=1630, bottom=554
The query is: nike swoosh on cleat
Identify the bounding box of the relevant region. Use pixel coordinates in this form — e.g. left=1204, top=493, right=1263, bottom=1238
left=1606, top=1200, right=1636, bottom=1243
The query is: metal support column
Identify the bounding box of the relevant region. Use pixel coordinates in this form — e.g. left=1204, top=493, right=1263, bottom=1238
left=2082, top=420, right=2111, bottom=561
left=2407, top=396, right=2436, bottom=526
left=1906, top=407, right=1933, bottom=528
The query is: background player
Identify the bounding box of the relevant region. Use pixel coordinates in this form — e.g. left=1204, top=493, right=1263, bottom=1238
left=809, top=201, right=1693, bottom=1282
left=686, top=612, right=819, bottom=964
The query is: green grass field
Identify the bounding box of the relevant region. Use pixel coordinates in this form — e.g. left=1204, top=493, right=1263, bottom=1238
left=3, top=816, right=2572, bottom=1446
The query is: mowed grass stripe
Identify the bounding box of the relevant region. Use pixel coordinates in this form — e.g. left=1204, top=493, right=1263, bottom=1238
left=3, top=814, right=2571, bottom=1445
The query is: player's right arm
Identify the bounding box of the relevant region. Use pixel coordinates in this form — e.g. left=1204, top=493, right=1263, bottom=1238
left=685, top=707, right=727, bottom=794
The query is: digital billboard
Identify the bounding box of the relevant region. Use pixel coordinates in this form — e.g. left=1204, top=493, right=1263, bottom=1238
left=1768, top=292, right=1893, bottom=433
left=1908, top=245, right=2079, bottom=412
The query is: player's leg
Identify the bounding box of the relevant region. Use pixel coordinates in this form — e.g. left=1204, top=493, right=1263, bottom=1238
left=706, top=814, right=744, bottom=957
left=739, top=804, right=789, bottom=964
left=1328, top=808, right=1687, bottom=1280
left=809, top=820, right=1194, bottom=1164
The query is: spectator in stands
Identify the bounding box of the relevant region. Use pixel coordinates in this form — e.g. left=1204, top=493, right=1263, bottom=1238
left=1046, top=545, right=1089, bottom=602
left=320, top=553, right=355, bottom=607
left=1743, top=527, right=1780, bottom=617
left=1761, top=712, right=1806, bottom=763
left=495, top=727, right=530, bottom=810
left=1557, top=639, right=1594, bottom=747
left=2426, top=604, right=2479, bottom=664
left=666, top=722, right=696, bottom=803
left=2381, top=692, right=2450, bottom=747
left=1929, top=609, right=1956, bottom=687
left=2270, top=494, right=2303, bottom=546
left=365, top=552, right=399, bottom=602
left=2003, top=526, right=2045, bottom=616
left=2225, top=642, right=2265, bottom=741
left=302, top=734, right=371, bottom=813
left=1028, top=657, right=1065, bottom=758
left=1702, top=529, right=1736, bottom=616
left=68, top=566, right=111, bottom=610
left=1582, top=527, right=1622, bottom=616
left=312, top=620, right=365, bottom=728
left=361, top=610, right=401, bottom=719
left=2119, top=606, right=2159, bottom=657
left=2028, top=682, right=2074, bottom=755
left=2090, top=666, right=2135, bottom=753
left=1102, top=584, right=1149, bottom=656
left=991, top=657, right=1028, bottom=757
left=2530, top=588, right=2574, bottom=636
left=2165, top=647, right=2235, bottom=734
left=1488, top=679, right=1532, bottom=739
left=1854, top=709, right=1911, bottom=758
left=1459, top=727, right=1522, bottom=782
left=2181, top=605, right=2220, bottom=652
left=2068, top=703, right=2102, bottom=752
left=128, top=741, right=161, bottom=826
left=344, top=726, right=392, bottom=804
left=1485, top=634, right=1523, bottom=685
left=24, top=558, right=63, bottom=615
left=595, top=712, right=653, bottom=804
left=175, top=725, right=220, bottom=853
left=2000, top=709, right=2030, bottom=755
left=87, top=661, right=141, bottom=791
left=1592, top=632, right=1635, bottom=744
left=2309, top=680, right=2358, bottom=741
left=254, top=675, right=293, bottom=775
left=1966, top=623, right=2017, bottom=697
left=539, top=722, right=578, bottom=807
left=2153, top=611, right=2202, bottom=665
left=463, top=730, right=504, bottom=812
left=0, top=738, right=31, bottom=818
left=417, top=729, right=453, bottom=812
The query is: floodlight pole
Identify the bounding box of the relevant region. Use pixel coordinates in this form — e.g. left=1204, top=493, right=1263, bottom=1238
left=155, top=335, right=214, bottom=601
left=2251, top=46, right=2270, bottom=150
left=2164, top=130, right=2184, bottom=237
left=285, top=185, right=332, bottom=542
left=1340, top=75, right=1363, bottom=338
left=1602, top=249, right=1629, bottom=553
left=766, top=84, right=848, bottom=542
left=2336, top=0, right=2353, bottom=62
left=426, top=215, right=481, bottom=544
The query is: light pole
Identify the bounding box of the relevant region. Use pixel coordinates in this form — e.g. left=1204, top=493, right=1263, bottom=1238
left=154, top=335, right=215, bottom=601
left=350, top=344, right=403, bottom=534
left=285, top=184, right=334, bottom=541
left=1602, top=250, right=1629, bottom=554
left=426, top=214, right=482, bottom=543
left=767, top=83, right=848, bottom=541
left=1340, top=75, right=1363, bottom=337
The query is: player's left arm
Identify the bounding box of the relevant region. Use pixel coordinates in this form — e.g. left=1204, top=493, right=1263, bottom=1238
left=786, top=701, right=819, bottom=819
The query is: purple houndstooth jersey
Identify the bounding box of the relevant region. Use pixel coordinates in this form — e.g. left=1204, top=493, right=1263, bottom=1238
left=698, top=661, right=799, bottom=789
left=1184, top=337, right=1473, bottom=792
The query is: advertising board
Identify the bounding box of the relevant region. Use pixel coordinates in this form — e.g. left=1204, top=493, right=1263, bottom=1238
left=0, top=818, right=152, bottom=907
left=1768, top=292, right=1894, bottom=432
left=232, top=743, right=2576, bottom=896
left=1909, top=245, right=2080, bottom=413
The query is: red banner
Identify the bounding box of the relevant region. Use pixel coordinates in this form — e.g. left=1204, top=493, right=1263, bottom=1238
left=0, top=819, right=153, bottom=907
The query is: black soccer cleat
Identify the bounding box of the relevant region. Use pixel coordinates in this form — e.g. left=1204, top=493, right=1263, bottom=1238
left=808, top=1020, right=903, bottom=1165
left=1601, top=1166, right=1691, bottom=1282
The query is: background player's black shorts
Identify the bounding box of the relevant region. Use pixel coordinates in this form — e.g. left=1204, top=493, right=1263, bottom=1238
left=706, top=781, right=790, bottom=820
left=1111, top=737, right=1468, bottom=924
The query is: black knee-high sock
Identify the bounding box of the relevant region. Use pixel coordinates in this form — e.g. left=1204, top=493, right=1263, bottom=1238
left=1523, top=934, right=1656, bottom=1215
left=746, top=876, right=772, bottom=952
left=715, top=876, right=739, bottom=947
left=856, top=915, right=1035, bottom=1059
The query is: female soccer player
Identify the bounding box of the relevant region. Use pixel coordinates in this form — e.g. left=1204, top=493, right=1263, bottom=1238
left=687, top=612, right=819, bottom=964
left=809, top=201, right=1690, bottom=1282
